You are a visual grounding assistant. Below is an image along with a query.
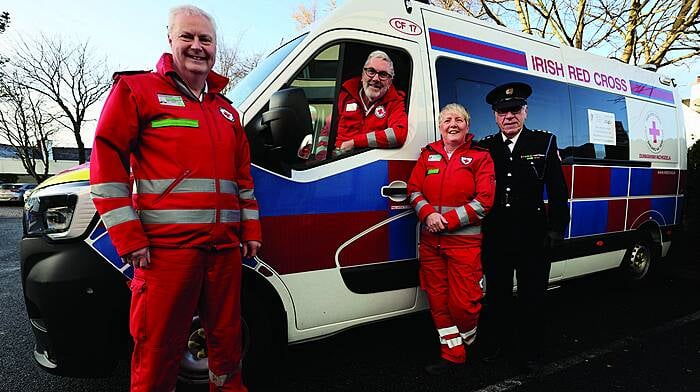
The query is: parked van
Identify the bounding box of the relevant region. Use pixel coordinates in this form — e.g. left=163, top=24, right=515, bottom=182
left=20, top=0, right=687, bottom=384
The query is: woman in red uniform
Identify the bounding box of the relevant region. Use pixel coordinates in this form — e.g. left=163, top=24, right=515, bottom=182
left=408, top=103, right=495, bottom=375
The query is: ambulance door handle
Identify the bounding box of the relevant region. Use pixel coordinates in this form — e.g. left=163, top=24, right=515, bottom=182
left=381, top=180, right=408, bottom=203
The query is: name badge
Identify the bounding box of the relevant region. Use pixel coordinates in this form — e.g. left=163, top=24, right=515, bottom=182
left=427, top=168, right=440, bottom=175
left=428, top=154, right=442, bottom=162
left=346, top=102, right=358, bottom=112
left=157, top=94, right=185, bottom=107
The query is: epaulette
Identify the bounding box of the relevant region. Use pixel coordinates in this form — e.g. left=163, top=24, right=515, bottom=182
left=112, top=69, right=151, bottom=82
left=531, top=129, right=552, bottom=134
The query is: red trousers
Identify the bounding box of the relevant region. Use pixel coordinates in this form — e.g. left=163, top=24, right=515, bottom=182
left=419, top=244, right=483, bottom=363
left=129, top=247, right=246, bottom=392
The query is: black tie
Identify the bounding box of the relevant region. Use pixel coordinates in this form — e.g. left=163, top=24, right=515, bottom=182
left=504, top=139, right=512, bottom=156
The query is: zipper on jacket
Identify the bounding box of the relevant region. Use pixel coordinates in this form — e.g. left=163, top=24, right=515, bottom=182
left=153, top=169, right=191, bottom=205
left=200, top=99, right=220, bottom=224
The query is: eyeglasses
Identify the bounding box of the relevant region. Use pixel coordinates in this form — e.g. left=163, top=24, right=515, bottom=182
left=363, top=67, right=393, bottom=81
left=495, top=106, right=524, bottom=115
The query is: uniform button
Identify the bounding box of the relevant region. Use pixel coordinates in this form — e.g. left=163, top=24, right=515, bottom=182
left=509, top=157, right=513, bottom=161
left=507, top=173, right=512, bottom=177
left=506, top=187, right=511, bottom=191
left=506, top=203, right=511, bottom=207
left=537, top=207, right=541, bottom=211
left=530, top=161, right=534, bottom=165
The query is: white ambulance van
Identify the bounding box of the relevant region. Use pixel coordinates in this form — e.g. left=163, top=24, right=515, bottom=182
left=20, top=0, right=687, bottom=384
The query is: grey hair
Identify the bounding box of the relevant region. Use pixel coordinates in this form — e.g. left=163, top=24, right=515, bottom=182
left=364, top=50, right=395, bottom=77
left=168, top=5, right=217, bottom=39
left=439, top=103, right=471, bottom=126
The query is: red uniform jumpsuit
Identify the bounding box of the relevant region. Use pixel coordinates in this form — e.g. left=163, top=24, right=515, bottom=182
left=407, top=134, right=495, bottom=364
left=334, top=76, right=407, bottom=149
left=90, top=53, right=261, bottom=392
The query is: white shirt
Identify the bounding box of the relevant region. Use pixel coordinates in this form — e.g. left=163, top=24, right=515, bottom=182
left=501, top=130, right=522, bottom=152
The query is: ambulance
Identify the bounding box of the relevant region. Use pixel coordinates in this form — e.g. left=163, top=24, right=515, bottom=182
left=20, top=0, right=687, bottom=384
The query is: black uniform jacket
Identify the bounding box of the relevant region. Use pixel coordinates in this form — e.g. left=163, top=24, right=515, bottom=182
left=477, top=127, right=569, bottom=239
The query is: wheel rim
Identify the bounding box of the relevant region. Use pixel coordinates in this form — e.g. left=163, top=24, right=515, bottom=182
left=628, top=243, right=651, bottom=279
left=177, top=315, right=250, bottom=384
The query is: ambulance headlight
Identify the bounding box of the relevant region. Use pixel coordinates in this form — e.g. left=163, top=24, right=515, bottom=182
left=24, top=194, right=78, bottom=235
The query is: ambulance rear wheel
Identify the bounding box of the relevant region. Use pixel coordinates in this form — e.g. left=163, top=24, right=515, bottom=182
left=621, top=239, right=654, bottom=281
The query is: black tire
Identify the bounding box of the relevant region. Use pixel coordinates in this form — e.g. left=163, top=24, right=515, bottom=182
left=621, top=238, right=655, bottom=282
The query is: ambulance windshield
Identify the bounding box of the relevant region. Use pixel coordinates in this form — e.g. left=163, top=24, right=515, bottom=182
left=228, top=34, right=308, bottom=108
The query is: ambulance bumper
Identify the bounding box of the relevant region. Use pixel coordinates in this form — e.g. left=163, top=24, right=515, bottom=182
left=20, top=236, right=131, bottom=377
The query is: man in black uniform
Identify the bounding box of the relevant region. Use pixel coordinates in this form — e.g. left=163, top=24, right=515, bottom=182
left=477, top=82, right=569, bottom=372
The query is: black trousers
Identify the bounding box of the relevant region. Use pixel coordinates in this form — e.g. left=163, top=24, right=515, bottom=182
left=481, top=229, right=551, bottom=360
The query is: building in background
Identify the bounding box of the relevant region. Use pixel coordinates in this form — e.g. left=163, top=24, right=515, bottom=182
left=0, top=144, right=90, bottom=182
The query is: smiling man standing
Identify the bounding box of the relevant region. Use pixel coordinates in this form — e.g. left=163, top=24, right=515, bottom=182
left=477, top=82, right=568, bottom=374
left=90, top=5, right=261, bottom=391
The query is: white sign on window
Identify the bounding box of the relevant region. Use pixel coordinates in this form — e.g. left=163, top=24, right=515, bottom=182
left=588, top=109, right=616, bottom=146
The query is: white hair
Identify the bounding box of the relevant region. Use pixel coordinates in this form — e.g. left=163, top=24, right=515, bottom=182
left=167, top=5, right=217, bottom=39
left=364, top=50, right=395, bottom=77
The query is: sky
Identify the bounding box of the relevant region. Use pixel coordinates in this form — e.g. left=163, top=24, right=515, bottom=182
left=1, top=0, right=698, bottom=147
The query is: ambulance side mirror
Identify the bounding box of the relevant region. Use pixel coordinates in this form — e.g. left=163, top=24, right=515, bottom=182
left=261, top=88, right=313, bottom=163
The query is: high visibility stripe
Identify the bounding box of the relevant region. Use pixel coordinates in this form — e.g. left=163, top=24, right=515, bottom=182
left=414, top=200, right=429, bottom=213
left=318, top=135, right=329, bottom=142
left=241, top=208, right=259, bottom=221
left=101, top=206, right=139, bottom=228
left=151, top=118, right=199, bottom=128
left=239, top=188, right=256, bottom=200
left=385, top=128, right=397, bottom=146
left=91, top=182, right=130, bottom=198
left=140, top=209, right=216, bottom=224
left=219, top=180, right=238, bottom=195
left=220, top=209, right=241, bottom=223
left=367, top=132, right=378, bottom=147
left=443, top=225, right=481, bottom=236
left=409, top=192, right=421, bottom=203
left=469, top=199, right=486, bottom=219
left=137, top=179, right=216, bottom=194
left=455, top=206, right=469, bottom=226
left=460, top=326, right=478, bottom=346
left=437, top=326, right=460, bottom=337
left=316, top=145, right=327, bottom=152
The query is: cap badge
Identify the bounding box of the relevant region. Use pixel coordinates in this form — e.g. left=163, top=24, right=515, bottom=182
left=506, top=87, right=514, bottom=96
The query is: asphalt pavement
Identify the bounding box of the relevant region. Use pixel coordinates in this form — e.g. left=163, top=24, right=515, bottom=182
left=1, top=205, right=700, bottom=392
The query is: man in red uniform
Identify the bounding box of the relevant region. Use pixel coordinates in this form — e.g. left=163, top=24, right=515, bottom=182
left=333, top=50, right=408, bottom=155
left=408, top=103, right=495, bottom=375
left=90, top=5, right=261, bottom=391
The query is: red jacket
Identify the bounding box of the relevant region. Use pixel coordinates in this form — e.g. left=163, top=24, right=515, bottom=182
left=335, top=76, right=408, bottom=149
left=90, top=53, right=262, bottom=256
left=408, top=134, right=495, bottom=248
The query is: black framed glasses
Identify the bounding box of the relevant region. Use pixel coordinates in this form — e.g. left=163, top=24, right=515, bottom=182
left=363, top=67, right=393, bottom=81
left=495, top=106, right=524, bottom=115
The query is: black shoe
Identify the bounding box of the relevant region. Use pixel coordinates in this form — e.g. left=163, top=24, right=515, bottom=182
left=481, top=346, right=503, bottom=363
left=425, top=358, right=463, bottom=375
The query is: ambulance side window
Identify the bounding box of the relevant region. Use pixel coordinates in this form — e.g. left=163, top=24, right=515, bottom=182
left=435, top=57, right=574, bottom=155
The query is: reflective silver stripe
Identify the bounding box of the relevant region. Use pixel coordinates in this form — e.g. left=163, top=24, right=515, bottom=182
left=220, top=209, right=241, bottom=223
left=437, top=325, right=459, bottom=337
left=443, top=225, right=482, bottom=236
left=101, top=206, right=139, bottom=228
left=316, top=145, right=328, bottom=152
left=367, top=132, right=378, bottom=147
left=409, top=192, right=421, bottom=203
left=318, top=135, right=329, bottom=142
left=219, top=180, right=238, bottom=195
left=239, top=188, right=256, bottom=200
left=91, top=182, right=130, bottom=198
left=384, top=128, right=397, bottom=146
left=241, top=209, right=259, bottom=221
left=414, top=200, right=429, bottom=214
left=469, top=199, right=486, bottom=219
left=140, top=209, right=215, bottom=224
left=460, top=326, right=478, bottom=346
left=455, top=206, right=469, bottom=226
left=137, top=179, right=216, bottom=194
left=437, top=326, right=462, bottom=348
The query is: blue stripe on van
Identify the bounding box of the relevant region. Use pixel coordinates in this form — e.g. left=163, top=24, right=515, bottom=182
left=651, top=197, right=676, bottom=226
left=629, top=168, right=652, bottom=196
left=610, top=168, right=629, bottom=197
left=570, top=200, right=608, bottom=237
left=252, top=161, right=389, bottom=216
left=388, top=211, right=418, bottom=261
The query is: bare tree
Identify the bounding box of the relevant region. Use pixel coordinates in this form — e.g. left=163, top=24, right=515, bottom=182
left=0, top=72, right=57, bottom=182
left=292, top=0, right=338, bottom=31
left=431, top=0, right=700, bottom=69
left=215, top=37, right=263, bottom=95
left=0, top=11, right=8, bottom=34
left=5, top=36, right=112, bottom=164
